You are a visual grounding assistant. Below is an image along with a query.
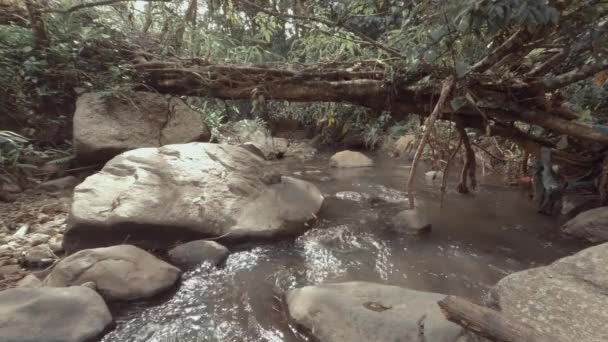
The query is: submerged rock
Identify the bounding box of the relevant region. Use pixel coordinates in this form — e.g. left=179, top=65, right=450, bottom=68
left=287, top=282, right=464, bottom=342
left=168, top=240, right=229, bottom=268
left=44, top=245, right=180, bottom=301
left=329, top=150, right=373, bottom=168
left=64, top=143, right=323, bottom=252
left=390, top=209, right=431, bottom=235
left=562, top=207, right=608, bottom=242
left=0, top=286, right=112, bottom=342
left=73, top=92, right=210, bottom=163
left=424, top=170, right=444, bottom=183
left=488, top=243, right=608, bottom=342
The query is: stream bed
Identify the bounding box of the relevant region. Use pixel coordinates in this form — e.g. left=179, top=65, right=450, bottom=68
left=101, top=154, right=587, bottom=342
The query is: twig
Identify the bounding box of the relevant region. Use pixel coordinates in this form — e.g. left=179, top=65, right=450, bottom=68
left=407, top=76, right=455, bottom=208
left=456, top=120, right=477, bottom=194
left=236, top=0, right=404, bottom=58
left=43, top=0, right=172, bottom=14
left=440, top=136, right=463, bottom=208
left=438, top=295, right=566, bottom=342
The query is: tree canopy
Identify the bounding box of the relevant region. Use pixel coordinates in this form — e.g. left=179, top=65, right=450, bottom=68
left=1, top=0, right=607, bottom=172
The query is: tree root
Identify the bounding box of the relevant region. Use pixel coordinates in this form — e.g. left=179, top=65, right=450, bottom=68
left=456, top=120, right=477, bottom=194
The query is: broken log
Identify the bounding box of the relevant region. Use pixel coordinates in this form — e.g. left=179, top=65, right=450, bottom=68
left=134, top=60, right=608, bottom=174
left=438, top=295, right=567, bottom=342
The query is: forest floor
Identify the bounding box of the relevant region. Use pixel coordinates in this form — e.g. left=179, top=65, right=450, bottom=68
left=0, top=188, right=71, bottom=289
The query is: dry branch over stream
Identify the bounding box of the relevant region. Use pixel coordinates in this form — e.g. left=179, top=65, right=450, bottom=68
left=134, top=56, right=608, bottom=169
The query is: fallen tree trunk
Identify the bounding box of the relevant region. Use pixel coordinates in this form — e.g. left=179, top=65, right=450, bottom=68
left=133, top=60, right=608, bottom=170
left=438, top=295, right=567, bottom=342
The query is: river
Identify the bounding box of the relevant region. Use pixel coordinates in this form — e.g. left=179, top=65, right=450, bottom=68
left=101, top=153, right=587, bottom=342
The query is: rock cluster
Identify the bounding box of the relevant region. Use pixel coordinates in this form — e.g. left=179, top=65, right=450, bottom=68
left=1, top=138, right=326, bottom=341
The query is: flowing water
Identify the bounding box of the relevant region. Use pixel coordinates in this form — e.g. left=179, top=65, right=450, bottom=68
left=101, top=154, right=588, bottom=342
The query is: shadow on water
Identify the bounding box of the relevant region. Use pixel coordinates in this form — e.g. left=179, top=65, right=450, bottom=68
left=101, top=153, right=589, bottom=342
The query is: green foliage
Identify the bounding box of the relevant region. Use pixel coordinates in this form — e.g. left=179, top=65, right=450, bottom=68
left=1, top=0, right=605, bottom=148
left=186, top=98, right=228, bottom=142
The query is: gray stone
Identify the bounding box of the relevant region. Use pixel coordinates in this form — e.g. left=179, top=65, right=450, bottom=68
left=48, top=235, right=63, bottom=253
left=560, top=194, right=601, bottom=218
left=329, top=151, right=373, bottom=168
left=562, top=207, right=608, bottom=242
left=390, top=209, right=431, bottom=234
left=44, top=245, right=180, bottom=301
left=0, top=286, right=112, bottom=342
left=488, top=243, right=608, bottom=342
left=393, top=134, right=416, bottom=157
left=0, top=264, right=22, bottom=280
left=239, top=142, right=266, bottom=160
left=230, top=176, right=324, bottom=239
left=23, top=244, right=56, bottom=267
left=74, top=92, right=210, bottom=163
left=26, top=233, right=50, bottom=246
left=37, top=176, right=79, bottom=192
left=168, top=240, right=229, bottom=268
left=16, top=274, right=42, bottom=288
left=64, top=143, right=323, bottom=252
left=287, top=282, right=464, bottom=342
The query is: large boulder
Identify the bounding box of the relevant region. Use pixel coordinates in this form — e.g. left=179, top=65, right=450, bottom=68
left=287, top=282, right=464, bottom=342
left=168, top=240, right=229, bottom=269
left=329, top=151, right=373, bottom=168
left=488, top=243, right=608, bottom=342
left=74, top=92, right=210, bottom=163
left=0, top=286, right=112, bottom=342
left=562, top=207, right=608, bottom=242
left=64, top=143, right=324, bottom=252
left=44, top=245, right=180, bottom=301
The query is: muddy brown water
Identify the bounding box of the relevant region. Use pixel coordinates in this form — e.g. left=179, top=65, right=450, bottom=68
left=100, top=154, right=588, bottom=342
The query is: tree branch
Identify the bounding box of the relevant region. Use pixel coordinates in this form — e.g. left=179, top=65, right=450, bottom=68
left=469, top=29, right=529, bottom=74
left=438, top=296, right=567, bottom=342
left=236, top=0, right=404, bottom=58
left=407, top=76, right=455, bottom=208
left=536, top=61, right=608, bottom=90
left=43, top=0, right=172, bottom=14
